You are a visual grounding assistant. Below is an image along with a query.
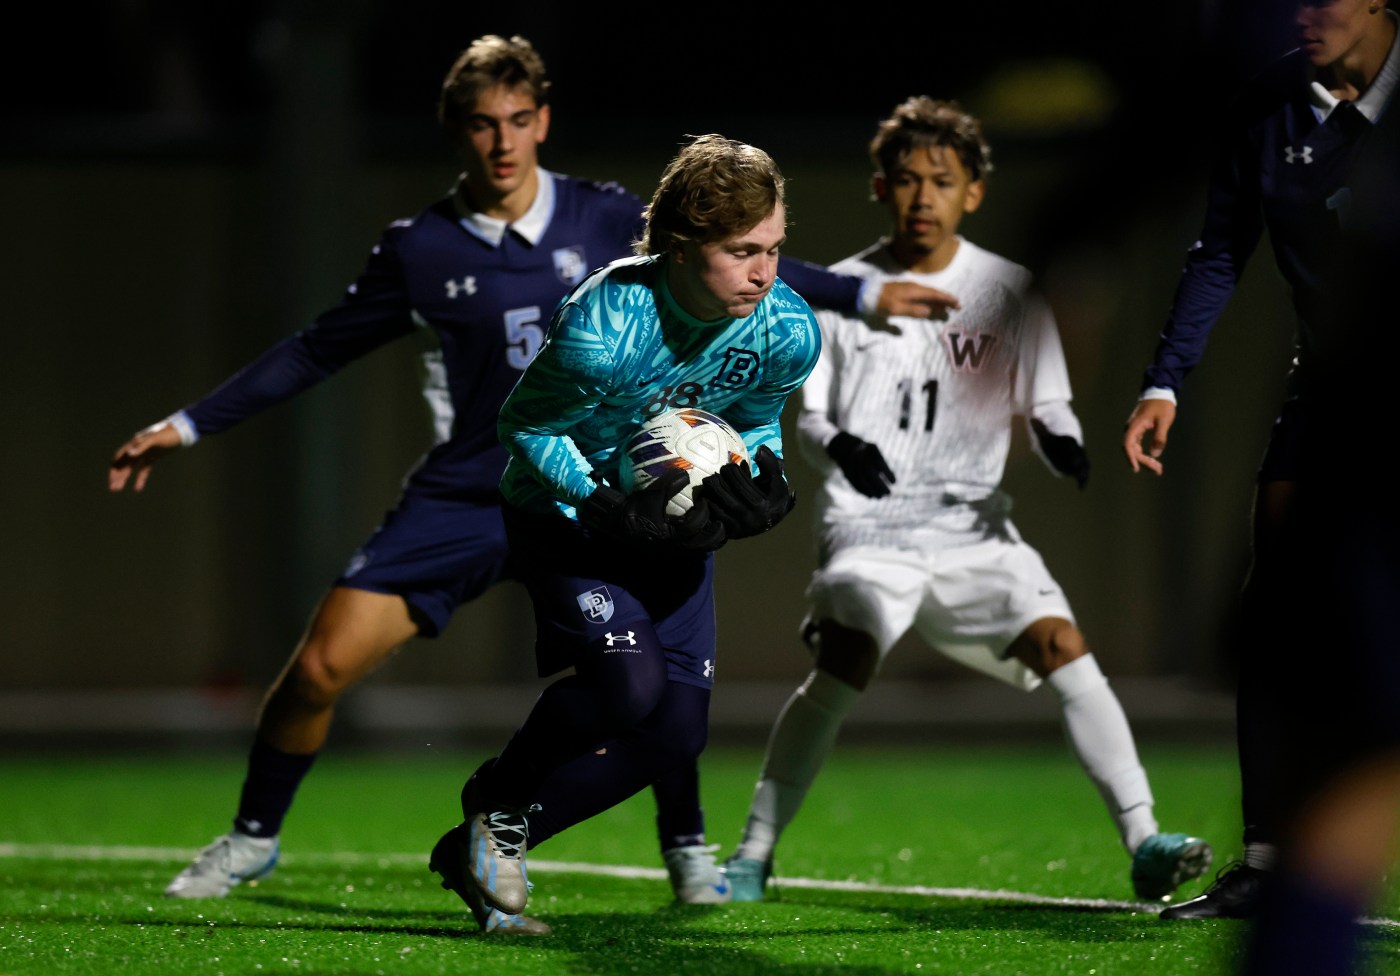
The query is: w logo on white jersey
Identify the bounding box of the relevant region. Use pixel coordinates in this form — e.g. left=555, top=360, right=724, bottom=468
left=942, top=331, right=998, bottom=373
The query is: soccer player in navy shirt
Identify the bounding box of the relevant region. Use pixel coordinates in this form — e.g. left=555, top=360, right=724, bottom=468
left=107, top=33, right=953, bottom=928
left=1121, top=0, right=1399, bottom=921
left=427, top=134, right=821, bottom=929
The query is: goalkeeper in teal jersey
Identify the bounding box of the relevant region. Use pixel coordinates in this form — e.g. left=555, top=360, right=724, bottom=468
left=429, top=135, right=820, bottom=926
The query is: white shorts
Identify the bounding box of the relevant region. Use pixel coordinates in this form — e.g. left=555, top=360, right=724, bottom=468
left=804, top=536, right=1076, bottom=692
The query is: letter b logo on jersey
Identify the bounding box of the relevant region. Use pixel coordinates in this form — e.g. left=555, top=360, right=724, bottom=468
left=711, top=347, right=759, bottom=390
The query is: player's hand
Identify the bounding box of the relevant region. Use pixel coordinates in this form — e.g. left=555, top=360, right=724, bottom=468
left=109, top=422, right=183, bottom=492
left=876, top=281, right=960, bottom=320
left=1122, top=398, right=1176, bottom=476
left=826, top=431, right=895, bottom=498
left=1030, top=419, right=1090, bottom=490
left=579, top=469, right=694, bottom=546
left=670, top=496, right=728, bottom=551
left=700, top=446, right=796, bottom=539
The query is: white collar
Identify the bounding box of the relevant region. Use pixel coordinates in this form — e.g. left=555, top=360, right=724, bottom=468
left=1308, top=10, right=1400, bottom=122
left=452, top=168, right=556, bottom=247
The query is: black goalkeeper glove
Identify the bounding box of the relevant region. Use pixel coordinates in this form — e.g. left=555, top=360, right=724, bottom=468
left=825, top=431, right=896, bottom=498
left=1030, top=418, right=1090, bottom=490
left=578, top=469, right=727, bottom=550
left=700, top=445, right=796, bottom=539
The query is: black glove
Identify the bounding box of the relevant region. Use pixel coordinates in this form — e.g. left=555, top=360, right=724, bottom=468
left=826, top=431, right=895, bottom=498
left=1030, top=419, right=1090, bottom=490
left=578, top=468, right=727, bottom=550
left=669, top=495, right=728, bottom=551
left=700, top=445, right=796, bottom=539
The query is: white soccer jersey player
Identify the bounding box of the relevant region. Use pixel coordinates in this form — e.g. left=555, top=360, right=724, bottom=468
left=799, top=236, right=1084, bottom=689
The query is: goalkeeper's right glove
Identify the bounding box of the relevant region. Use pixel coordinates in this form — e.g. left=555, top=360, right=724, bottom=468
left=578, top=469, right=726, bottom=550
left=826, top=431, right=896, bottom=498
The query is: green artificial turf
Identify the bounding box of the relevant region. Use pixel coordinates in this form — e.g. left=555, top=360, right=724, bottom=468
left=1, top=744, right=1397, bottom=975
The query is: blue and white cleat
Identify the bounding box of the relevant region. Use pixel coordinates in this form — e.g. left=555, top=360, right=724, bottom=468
left=430, top=824, right=550, bottom=936
left=721, top=855, right=772, bottom=903
left=164, top=832, right=280, bottom=899
left=663, top=844, right=732, bottom=904
left=1131, top=832, right=1214, bottom=901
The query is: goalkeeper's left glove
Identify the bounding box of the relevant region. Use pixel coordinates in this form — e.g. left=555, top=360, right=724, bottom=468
left=699, top=445, right=796, bottom=539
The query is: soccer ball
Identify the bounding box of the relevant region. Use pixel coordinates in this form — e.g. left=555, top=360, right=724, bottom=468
left=618, top=408, right=750, bottom=516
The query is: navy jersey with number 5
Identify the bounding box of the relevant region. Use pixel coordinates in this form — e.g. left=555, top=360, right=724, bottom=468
left=179, top=172, right=644, bottom=499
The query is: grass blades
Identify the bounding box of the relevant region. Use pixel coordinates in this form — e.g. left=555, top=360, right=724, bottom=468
left=2, top=744, right=1398, bottom=974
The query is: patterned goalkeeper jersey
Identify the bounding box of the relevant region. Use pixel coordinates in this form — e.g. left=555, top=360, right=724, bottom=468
left=499, top=254, right=821, bottom=517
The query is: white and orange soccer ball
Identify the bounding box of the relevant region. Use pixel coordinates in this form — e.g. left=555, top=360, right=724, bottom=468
left=618, top=408, right=750, bottom=516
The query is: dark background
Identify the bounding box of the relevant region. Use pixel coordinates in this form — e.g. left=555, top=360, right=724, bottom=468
left=0, top=0, right=1304, bottom=743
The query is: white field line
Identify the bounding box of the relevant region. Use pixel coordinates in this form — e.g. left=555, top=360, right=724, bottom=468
left=2, top=842, right=1396, bottom=928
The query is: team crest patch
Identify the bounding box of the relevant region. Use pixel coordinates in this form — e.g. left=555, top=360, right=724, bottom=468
left=711, top=346, right=759, bottom=390
left=553, top=247, right=587, bottom=286
left=942, top=331, right=998, bottom=373
left=577, top=586, right=614, bottom=623
left=343, top=549, right=372, bottom=578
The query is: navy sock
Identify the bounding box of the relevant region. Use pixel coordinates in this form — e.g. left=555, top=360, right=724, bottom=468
left=652, top=758, right=706, bottom=851
left=233, top=740, right=317, bottom=838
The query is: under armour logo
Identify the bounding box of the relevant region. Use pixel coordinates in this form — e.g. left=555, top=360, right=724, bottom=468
left=444, top=276, right=477, bottom=298
left=703, top=659, right=714, bottom=678
left=1284, top=145, right=1313, bottom=165
left=604, top=631, right=636, bottom=646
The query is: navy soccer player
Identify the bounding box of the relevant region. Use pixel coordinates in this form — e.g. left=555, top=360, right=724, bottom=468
left=1121, top=0, right=1399, bottom=921
left=427, top=135, right=821, bottom=929
left=719, top=97, right=1210, bottom=905
left=106, top=34, right=950, bottom=928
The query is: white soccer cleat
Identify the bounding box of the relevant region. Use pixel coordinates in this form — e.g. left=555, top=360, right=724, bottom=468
left=164, top=832, right=280, bottom=898
left=664, top=844, right=732, bottom=904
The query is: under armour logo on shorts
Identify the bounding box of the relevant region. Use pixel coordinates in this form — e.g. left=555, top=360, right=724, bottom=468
left=604, top=631, right=636, bottom=646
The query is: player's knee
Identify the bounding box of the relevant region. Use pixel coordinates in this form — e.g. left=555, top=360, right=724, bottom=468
left=281, top=639, right=357, bottom=708
left=1013, top=618, right=1086, bottom=677
left=813, top=619, right=880, bottom=690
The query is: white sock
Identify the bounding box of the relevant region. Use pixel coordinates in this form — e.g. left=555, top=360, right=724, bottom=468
left=735, top=669, right=860, bottom=863
left=1047, top=654, right=1158, bottom=853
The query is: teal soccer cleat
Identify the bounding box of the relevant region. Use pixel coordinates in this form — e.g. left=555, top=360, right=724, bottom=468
left=1132, top=832, right=1214, bottom=901
left=721, top=855, right=772, bottom=902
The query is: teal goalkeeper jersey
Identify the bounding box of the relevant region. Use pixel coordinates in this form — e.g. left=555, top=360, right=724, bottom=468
left=498, top=254, right=822, bottom=517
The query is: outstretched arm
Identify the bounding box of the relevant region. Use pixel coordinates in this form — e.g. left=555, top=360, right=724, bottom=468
left=109, top=419, right=187, bottom=492
left=776, top=255, right=958, bottom=320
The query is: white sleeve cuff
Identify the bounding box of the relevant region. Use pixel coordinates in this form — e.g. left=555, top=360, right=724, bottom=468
left=856, top=278, right=880, bottom=317
left=1139, top=387, right=1177, bottom=405
left=164, top=411, right=200, bottom=446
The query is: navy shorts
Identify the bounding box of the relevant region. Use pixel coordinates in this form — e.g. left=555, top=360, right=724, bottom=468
left=502, top=504, right=718, bottom=689
left=336, top=489, right=516, bottom=637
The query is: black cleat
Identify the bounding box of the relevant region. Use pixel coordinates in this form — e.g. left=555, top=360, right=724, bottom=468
left=1159, top=862, right=1268, bottom=920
